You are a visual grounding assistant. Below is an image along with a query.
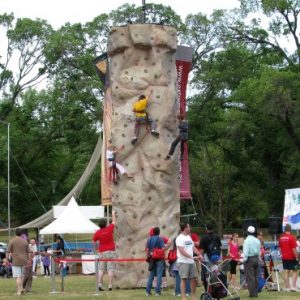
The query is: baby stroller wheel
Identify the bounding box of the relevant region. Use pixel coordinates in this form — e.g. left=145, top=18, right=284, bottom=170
left=200, top=292, right=213, bottom=300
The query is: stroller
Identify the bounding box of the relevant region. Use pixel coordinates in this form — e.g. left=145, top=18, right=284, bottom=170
left=200, top=255, right=240, bottom=300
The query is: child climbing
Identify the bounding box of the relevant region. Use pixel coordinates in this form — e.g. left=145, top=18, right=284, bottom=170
left=131, top=88, right=159, bottom=145
left=165, top=114, right=188, bottom=160
left=106, top=143, right=133, bottom=182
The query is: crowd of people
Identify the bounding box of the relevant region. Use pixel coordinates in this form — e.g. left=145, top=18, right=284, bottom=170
left=3, top=229, right=64, bottom=295
left=92, top=217, right=300, bottom=300
left=3, top=221, right=300, bottom=298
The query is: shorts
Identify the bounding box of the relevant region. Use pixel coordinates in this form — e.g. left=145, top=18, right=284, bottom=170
left=98, top=251, right=117, bottom=272
left=178, top=263, right=198, bottom=279
left=230, top=260, right=237, bottom=274
left=282, top=259, right=298, bottom=270
left=12, top=266, right=25, bottom=278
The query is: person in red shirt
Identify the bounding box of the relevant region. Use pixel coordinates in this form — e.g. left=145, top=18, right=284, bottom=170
left=92, top=211, right=116, bottom=291
left=278, top=223, right=299, bottom=292
left=228, top=233, right=239, bottom=288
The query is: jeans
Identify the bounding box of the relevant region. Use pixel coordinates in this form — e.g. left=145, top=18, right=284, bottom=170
left=168, top=135, right=187, bottom=159
left=174, top=270, right=191, bottom=295
left=146, top=260, right=164, bottom=294
left=134, top=117, right=156, bottom=138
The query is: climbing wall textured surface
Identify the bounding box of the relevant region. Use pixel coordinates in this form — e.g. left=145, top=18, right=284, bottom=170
left=107, top=24, right=180, bottom=288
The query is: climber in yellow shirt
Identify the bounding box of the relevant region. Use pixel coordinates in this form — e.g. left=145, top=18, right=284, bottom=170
left=131, top=90, right=159, bottom=145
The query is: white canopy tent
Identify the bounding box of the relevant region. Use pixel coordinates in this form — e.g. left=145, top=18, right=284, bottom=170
left=40, top=197, right=99, bottom=235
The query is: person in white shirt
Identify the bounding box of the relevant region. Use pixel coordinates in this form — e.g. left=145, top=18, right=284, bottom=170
left=106, top=143, right=133, bottom=180
left=176, top=223, right=202, bottom=300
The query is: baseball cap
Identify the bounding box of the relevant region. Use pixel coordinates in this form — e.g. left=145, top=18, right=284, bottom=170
left=247, top=226, right=255, bottom=234
left=210, top=255, right=221, bottom=263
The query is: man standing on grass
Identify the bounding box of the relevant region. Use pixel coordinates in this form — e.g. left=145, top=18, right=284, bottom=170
left=93, top=211, right=117, bottom=291
left=279, top=223, right=300, bottom=292
left=243, top=226, right=260, bottom=298
left=6, top=228, right=32, bottom=296
left=176, top=223, right=202, bottom=300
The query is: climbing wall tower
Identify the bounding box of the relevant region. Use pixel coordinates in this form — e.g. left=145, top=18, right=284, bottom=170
left=105, top=24, right=180, bottom=287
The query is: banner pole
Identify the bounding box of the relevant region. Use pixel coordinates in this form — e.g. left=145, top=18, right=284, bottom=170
left=94, top=253, right=100, bottom=294
left=50, top=255, right=57, bottom=293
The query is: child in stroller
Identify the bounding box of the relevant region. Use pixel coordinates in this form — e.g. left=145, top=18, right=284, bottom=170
left=0, top=258, right=12, bottom=278
left=200, top=255, right=240, bottom=300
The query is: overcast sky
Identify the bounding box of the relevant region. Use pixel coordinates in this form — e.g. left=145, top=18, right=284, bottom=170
left=0, top=0, right=240, bottom=27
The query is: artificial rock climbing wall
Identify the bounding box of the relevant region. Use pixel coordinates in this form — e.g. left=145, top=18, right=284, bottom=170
left=107, top=24, right=180, bottom=288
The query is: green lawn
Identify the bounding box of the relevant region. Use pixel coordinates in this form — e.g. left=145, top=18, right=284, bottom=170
left=0, top=274, right=299, bottom=299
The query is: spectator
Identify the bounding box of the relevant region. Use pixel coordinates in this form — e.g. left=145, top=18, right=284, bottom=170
left=176, top=223, right=202, bottom=300
left=279, top=223, right=299, bottom=292
left=6, top=228, right=32, bottom=296
left=199, top=224, right=222, bottom=291
left=238, top=246, right=246, bottom=288
left=145, top=227, right=165, bottom=296
left=243, top=226, right=260, bottom=298
left=228, top=233, right=239, bottom=287
left=30, top=238, right=38, bottom=278
left=42, top=247, right=51, bottom=277
left=148, top=227, right=171, bottom=290
left=169, top=236, right=191, bottom=297
left=23, top=236, right=35, bottom=292
left=92, top=211, right=117, bottom=291
left=55, top=236, right=65, bottom=257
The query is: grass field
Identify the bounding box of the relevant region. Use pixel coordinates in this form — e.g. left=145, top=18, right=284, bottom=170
left=0, top=274, right=299, bottom=300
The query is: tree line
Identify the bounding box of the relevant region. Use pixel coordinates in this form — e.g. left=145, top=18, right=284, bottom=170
left=0, top=1, right=299, bottom=234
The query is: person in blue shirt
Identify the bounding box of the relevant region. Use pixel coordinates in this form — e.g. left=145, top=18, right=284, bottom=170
left=243, top=226, right=261, bottom=298
left=145, top=227, right=165, bottom=296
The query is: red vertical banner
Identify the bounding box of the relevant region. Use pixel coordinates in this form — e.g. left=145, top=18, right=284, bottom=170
left=176, top=46, right=193, bottom=200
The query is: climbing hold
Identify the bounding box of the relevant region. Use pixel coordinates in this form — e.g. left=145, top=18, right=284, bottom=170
left=122, top=133, right=126, bottom=137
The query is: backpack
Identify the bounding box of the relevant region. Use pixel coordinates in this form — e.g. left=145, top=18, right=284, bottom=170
left=167, top=239, right=177, bottom=263
left=207, top=234, right=221, bottom=259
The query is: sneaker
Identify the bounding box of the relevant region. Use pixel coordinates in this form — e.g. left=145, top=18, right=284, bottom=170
left=282, top=288, right=290, bottom=292
left=98, top=286, right=105, bottom=291
left=155, top=293, right=161, bottom=296
left=151, top=130, right=159, bottom=137
left=108, top=285, right=112, bottom=291
left=145, top=292, right=151, bottom=296
left=165, top=155, right=171, bottom=160
left=131, top=137, right=138, bottom=145
left=290, top=287, right=300, bottom=292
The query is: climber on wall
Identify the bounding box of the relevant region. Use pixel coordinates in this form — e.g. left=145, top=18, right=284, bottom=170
left=131, top=88, right=159, bottom=145
left=165, top=113, right=188, bottom=161
left=106, top=143, right=133, bottom=182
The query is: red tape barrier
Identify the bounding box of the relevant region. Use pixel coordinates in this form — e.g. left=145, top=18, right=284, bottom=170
left=54, top=258, right=147, bottom=263
left=54, top=255, right=242, bottom=264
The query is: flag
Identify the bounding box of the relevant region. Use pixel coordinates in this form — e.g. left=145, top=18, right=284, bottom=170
left=93, top=53, right=110, bottom=89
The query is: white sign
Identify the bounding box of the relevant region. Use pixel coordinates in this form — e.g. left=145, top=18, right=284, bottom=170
left=283, top=188, right=300, bottom=230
